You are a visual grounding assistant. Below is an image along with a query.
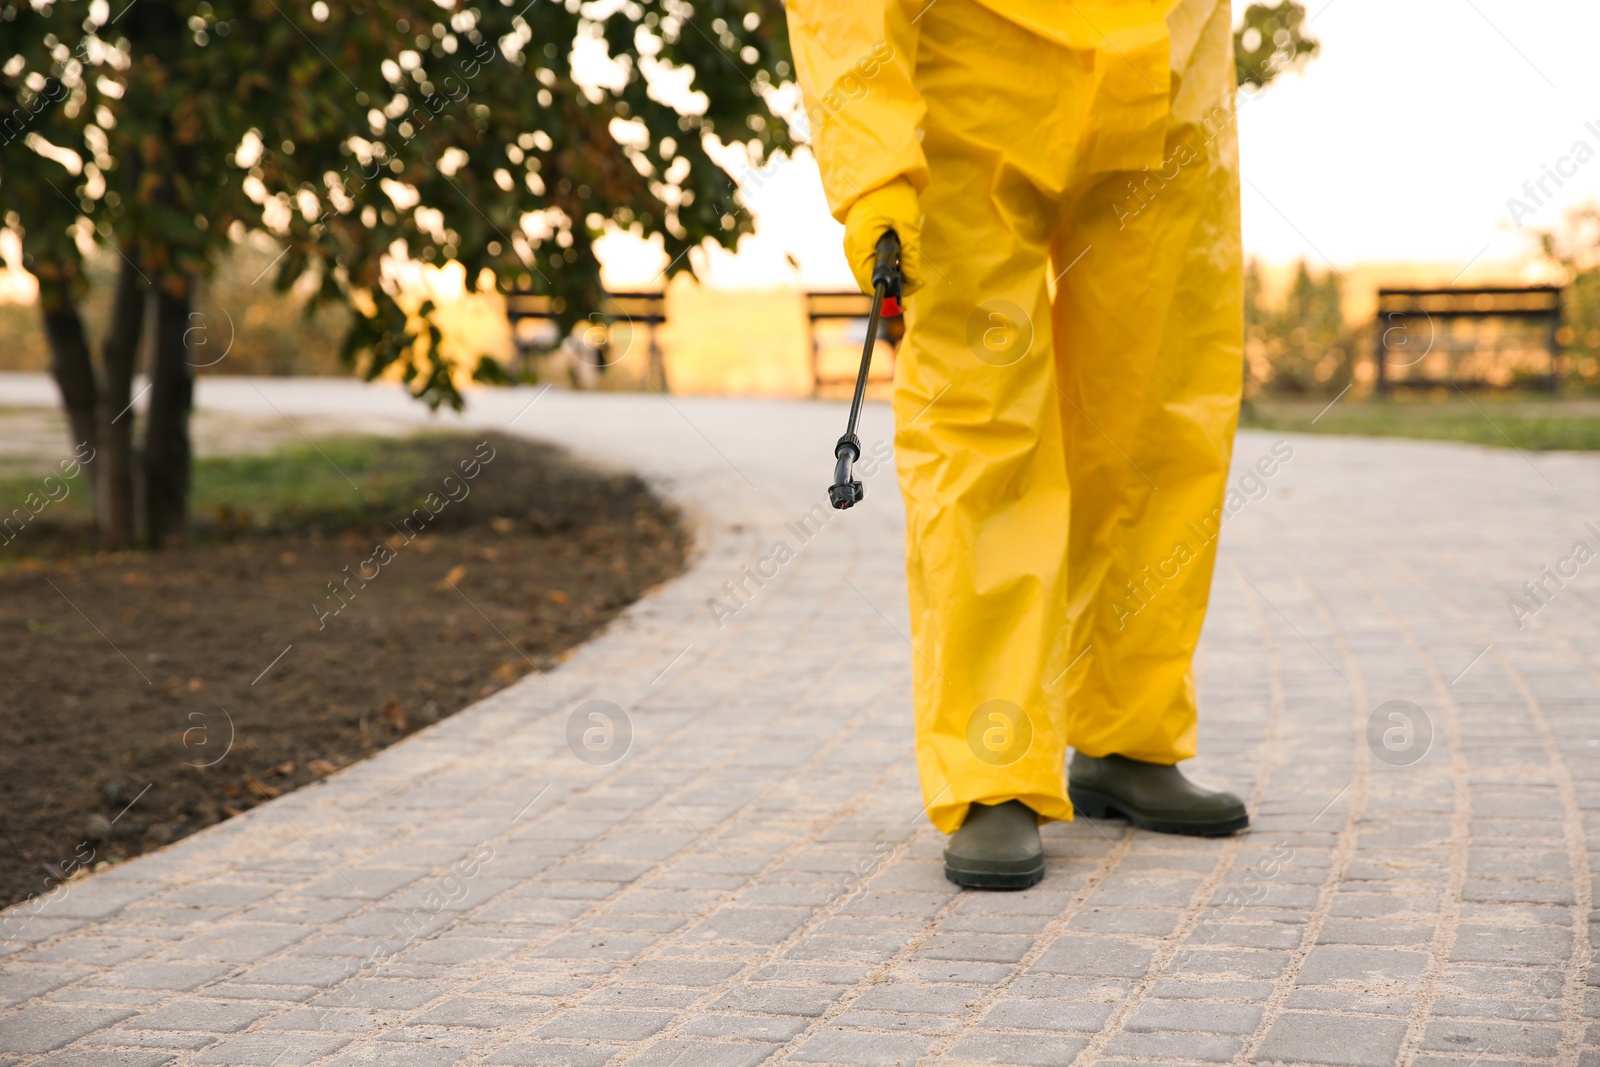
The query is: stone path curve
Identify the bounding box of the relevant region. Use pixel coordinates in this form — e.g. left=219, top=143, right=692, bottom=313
left=0, top=374, right=1597, bottom=1066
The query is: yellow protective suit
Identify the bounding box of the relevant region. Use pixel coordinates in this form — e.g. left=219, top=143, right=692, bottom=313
left=786, top=0, right=1243, bottom=833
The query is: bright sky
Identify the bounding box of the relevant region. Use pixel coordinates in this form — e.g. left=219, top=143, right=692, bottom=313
left=605, top=0, right=1600, bottom=290
left=1238, top=0, right=1600, bottom=271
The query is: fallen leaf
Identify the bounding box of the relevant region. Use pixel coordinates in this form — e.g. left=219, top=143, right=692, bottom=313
left=490, top=516, right=516, bottom=534
left=280, top=551, right=298, bottom=565
left=121, top=572, right=150, bottom=586
left=477, top=546, right=500, bottom=562
left=308, top=759, right=337, bottom=777
left=187, top=678, right=203, bottom=691
left=267, top=760, right=295, bottom=777
left=381, top=699, right=407, bottom=731
left=433, top=564, right=468, bottom=592
left=492, top=661, right=521, bottom=683
left=243, top=775, right=280, bottom=800
left=223, top=785, right=244, bottom=799
left=221, top=805, right=243, bottom=818
left=549, top=590, right=570, bottom=605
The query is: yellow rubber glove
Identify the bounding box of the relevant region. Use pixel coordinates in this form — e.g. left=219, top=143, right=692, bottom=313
left=843, top=178, right=923, bottom=297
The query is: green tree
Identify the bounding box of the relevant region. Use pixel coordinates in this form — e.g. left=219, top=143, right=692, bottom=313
left=1538, top=205, right=1600, bottom=387
left=1244, top=259, right=1354, bottom=395
left=2, top=0, right=790, bottom=548
left=1234, top=1, right=1319, bottom=89
left=1243, top=257, right=1266, bottom=335
left=1235, top=2, right=1325, bottom=396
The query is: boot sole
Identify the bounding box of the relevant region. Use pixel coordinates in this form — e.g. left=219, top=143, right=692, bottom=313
left=944, top=863, right=1045, bottom=890
left=1069, top=787, right=1249, bottom=837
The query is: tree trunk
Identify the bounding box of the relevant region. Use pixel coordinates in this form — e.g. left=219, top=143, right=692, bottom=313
left=143, top=280, right=194, bottom=547
left=97, top=250, right=147, bottom=552
left=37, top=278, right=100, bottom=514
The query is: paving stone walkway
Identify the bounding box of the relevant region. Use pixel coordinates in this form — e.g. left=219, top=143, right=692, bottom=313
left=2, top=375, right=1598, bottom=1066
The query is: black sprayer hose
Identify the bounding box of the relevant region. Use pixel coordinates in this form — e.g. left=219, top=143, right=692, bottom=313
left=829, top=230, right=902, bottom=510
left=845, top=290, right=885, bottom=445
left=844, top=231, right=902, bottom=445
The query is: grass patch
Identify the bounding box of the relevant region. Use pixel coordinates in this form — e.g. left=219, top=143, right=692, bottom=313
left=1242, top=396, right=1600, bottom=451
left=0, top=433, right=473, bottom=554
left=190, top=435, right=446, bottom=533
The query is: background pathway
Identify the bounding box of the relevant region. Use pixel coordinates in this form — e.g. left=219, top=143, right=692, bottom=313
left=0, top=374, right=1596, bottom=1066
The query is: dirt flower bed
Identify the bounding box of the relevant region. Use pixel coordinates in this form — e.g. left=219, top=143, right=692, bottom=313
left=0, top=432, right=688, bottom=911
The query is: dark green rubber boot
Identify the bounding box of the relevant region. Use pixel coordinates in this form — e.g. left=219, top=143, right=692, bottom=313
left=943, top=800, right=1045, bottom=889
left=1068, top=753, right=1249, bottom=836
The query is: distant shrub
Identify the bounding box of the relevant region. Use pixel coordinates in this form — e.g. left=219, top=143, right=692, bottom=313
left=1244, top=258, right=1357, bottom=397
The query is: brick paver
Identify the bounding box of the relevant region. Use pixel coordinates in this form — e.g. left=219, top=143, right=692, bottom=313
left=1, top=376, right=1597, bottom=1065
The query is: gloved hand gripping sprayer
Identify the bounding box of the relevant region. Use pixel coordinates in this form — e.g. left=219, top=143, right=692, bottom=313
left=828, top=231, right=902, bottom=510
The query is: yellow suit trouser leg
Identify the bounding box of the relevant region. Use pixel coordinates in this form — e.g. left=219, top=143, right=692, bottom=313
left=893, top=3, right=1081, bottom=836
left=894, top=0, right=1242, bottom=834
left=1054, top=0, right=1244, bottom=765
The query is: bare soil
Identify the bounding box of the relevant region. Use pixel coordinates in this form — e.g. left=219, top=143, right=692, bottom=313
left=0, top=432, right=688, bottom=910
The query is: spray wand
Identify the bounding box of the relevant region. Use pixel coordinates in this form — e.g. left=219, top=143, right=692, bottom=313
left=828, top=230, right=902, bottom=510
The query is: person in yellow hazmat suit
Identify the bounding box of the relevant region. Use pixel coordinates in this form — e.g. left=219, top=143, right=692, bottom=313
left=787, top=0, right=1251, bottom=888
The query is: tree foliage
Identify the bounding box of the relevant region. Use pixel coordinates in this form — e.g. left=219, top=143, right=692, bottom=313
left=1244, top=258, right=1354, bottom=395
left=1234, top=1, right=1318, bottom=89
left=2, top=0, right=791, bottom=545
left=5, top=0, right=791, bottom=401
left=1538, top=205, right=1600, bottom=388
